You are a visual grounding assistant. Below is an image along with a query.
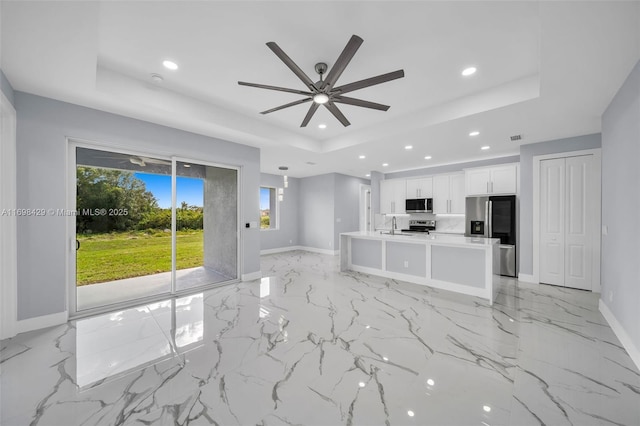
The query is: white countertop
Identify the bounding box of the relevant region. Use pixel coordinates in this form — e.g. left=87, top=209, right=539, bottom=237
left=429, top=231, right=465, bottom=235
left=341, top=231, right=499, bottom=247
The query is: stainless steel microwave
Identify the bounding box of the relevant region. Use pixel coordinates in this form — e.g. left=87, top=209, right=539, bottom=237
left=405, top=198, right=433, bottom=213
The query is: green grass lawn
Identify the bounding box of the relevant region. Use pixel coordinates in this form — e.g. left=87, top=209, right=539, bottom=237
left=76, top=229, right=203, bottom=285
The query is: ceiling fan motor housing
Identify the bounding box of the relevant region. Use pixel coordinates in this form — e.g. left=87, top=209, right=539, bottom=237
left=315, top=62, right=328, bottom=76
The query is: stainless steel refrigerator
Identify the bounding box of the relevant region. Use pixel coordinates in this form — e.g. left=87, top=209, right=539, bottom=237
left=465, top=195, right=517, bottom=277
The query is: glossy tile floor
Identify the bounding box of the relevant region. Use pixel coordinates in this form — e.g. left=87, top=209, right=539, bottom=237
left=1, top=251, right=639, bottom=425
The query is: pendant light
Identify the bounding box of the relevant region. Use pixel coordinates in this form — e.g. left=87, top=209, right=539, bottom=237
left=278, top=166, right=289, bottom=201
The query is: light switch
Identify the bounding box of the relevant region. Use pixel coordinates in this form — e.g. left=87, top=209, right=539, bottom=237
left=602, top=225, right=608, bottom=235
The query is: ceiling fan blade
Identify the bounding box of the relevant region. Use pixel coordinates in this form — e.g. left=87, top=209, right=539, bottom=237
left=323, top=35, right=364, bottom=89
left=260, top=97, right=312, bottom=115
left=266, top=42, right=317, bottom=91
left=333, top=70, right=405, bottom=95
left=300, top=103, right=320, bottom=127
left=324, top=102, right=351, bottom=127
left=238, top=81, right=313, bottom=96
left=332, top=96, right=390, bottom=111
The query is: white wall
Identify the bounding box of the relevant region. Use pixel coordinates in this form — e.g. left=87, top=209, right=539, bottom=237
left=14, top=92, right=261, bottom=321
left=334, top=174, right=370, bottom=249
left=601, top=59, right=640, bottom=367
left=298, top=174, right=335, bottom=251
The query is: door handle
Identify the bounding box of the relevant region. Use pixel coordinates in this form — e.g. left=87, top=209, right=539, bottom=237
left=76, top=239, right=80, bottom=251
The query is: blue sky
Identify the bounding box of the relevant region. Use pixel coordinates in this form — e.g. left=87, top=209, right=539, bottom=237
left=135, top=173, right=203, bottom=208
left=260, top=187, right=270, bottom=210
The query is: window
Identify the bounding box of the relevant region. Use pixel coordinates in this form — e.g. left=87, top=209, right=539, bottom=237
left=260, top=187, right=277, bottom=230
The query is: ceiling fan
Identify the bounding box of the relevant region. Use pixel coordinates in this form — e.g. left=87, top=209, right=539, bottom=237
left=238, top=35, right=405, bottom=127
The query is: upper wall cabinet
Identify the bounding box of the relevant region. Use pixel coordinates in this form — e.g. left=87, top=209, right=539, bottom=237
left=406, top=177, right=433, bottom=199
left=465, top=164, right=518, bottom=196
left=380, top=179, right=407, bottom=214
left=433, top=173, right=465, bottom=214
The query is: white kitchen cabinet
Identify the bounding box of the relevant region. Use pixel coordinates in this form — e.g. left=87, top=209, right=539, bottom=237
left=406, top=177, right=433, bottom=199
left=433, top=173, right=464, bottom=214
left=380, top=179, right=406, bottom=214
left=465, top=164, right=518, bottom=195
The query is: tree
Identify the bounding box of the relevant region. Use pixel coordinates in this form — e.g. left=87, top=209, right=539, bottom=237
left=76, top=167, right=159, bottom=233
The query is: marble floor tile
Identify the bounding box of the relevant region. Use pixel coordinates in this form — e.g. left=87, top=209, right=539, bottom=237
left=1, top=250, right=639, bottom=425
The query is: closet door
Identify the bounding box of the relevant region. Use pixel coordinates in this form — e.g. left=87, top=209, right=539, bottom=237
left=564, top=155, right=592, bottom=290
left=540, top=158, right=565, bottom=286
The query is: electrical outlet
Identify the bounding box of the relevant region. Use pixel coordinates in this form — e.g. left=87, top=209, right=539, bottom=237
left=602, top=225, right=608, bottom=236
left=608, top=291, right=613, bottom=302
left=404, top=260, right=409, bottom=268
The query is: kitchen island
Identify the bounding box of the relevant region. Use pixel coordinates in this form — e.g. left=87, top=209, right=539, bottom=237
left=340, top=231, right=501, bottom=304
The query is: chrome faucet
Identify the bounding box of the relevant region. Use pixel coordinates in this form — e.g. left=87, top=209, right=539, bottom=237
left=391, top=216, right=397, bottom=235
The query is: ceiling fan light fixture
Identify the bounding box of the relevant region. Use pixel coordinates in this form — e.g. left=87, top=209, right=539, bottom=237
left=129, top=157, right=145, bottom=166
left=313, top=93, right=329, bottom=104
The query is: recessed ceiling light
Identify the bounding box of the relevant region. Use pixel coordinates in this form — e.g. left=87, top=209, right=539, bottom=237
left=462, top=67, right=477, bottom=76
left=318, top=123, right=327, bottom=129
left=469, top=131, right=480, bottom=137
left=483, top=405, right=491, bottom=413
left=427, top=379, right=435, bottom=386
left=424, top=156, right=432, bottom=160
left=365, top=174, right=371, bottom=177
left=407, top=411, right=415, bottom=417
left=405, top=145, right=413, bottom=150
left=162, top=60, right=178, bottom=71
left=382, top=163, right=389, bottom=167
left=183, top=164, right=191, bottom=168
left=358, top=382, right=366, bottom=388
left=481, top=146, right=490, bottom=150
left=359, top=155, right=366, bottom=159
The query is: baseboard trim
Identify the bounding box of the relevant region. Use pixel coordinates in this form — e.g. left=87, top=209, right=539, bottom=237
left=599, top=299, right=640, bottom=371
left=16, top=311, right=68, bottom=335
left=518, top=273, right=536, bottom=283
left=260, top=246, right=300, bottom=255
left=297, top=246, right=339, bottom=256
left=261, top=245, right=339, bottom=256
left=241, top=271, right=262, bottom=281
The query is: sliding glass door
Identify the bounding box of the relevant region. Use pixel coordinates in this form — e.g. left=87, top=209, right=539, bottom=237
left=72, top=145, right=238, bottom=316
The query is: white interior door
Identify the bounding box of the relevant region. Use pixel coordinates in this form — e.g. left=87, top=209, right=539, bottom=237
left=564, top=155, right=592, bottom=290
left=540, top=158, right=565, bottom=286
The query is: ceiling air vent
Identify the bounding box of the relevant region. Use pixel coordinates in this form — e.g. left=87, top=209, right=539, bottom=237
left=306, top=162, right=317, bottom=165
left=510, top=134, right=522, bottom=141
